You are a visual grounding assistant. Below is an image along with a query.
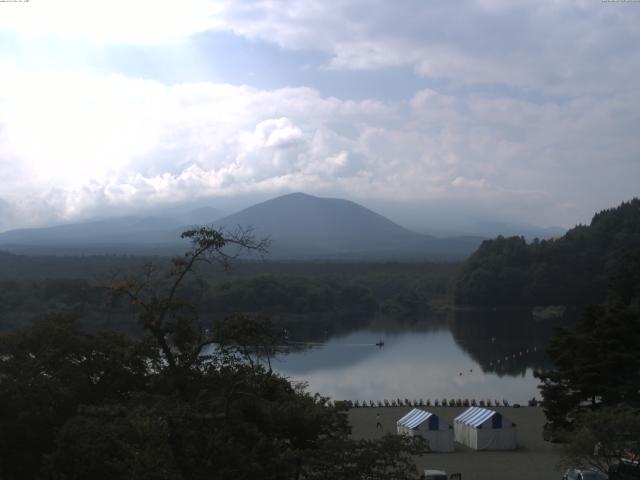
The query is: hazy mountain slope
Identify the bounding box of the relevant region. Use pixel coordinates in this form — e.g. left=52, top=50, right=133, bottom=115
left=0, top=206, right=226, bottom=244
left=175, top=207, right=226, bottom=226
left=215, top=192, right=482, bottom=260
left=215, top=192, right=412, bottom=239
left=0, top=216, right=179, bottom=244
left=0, top=193, right=483, bottom=259
left=467, top=221, right=566, bottom=240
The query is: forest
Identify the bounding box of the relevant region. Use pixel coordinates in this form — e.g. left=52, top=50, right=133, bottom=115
left=453, top=199, right=640, bottom=307
left=0, top=252, right=455, bottom=335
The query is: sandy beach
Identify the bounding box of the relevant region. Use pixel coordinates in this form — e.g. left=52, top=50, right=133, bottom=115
left=348, top=406, right=563, bottom=480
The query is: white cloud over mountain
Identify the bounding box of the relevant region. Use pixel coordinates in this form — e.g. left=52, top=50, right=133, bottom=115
left=0, top=1, right=639, bottom=230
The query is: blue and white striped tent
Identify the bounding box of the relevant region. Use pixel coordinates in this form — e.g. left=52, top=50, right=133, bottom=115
left=397, top=408, right=454, bottom=452
left=454, top=407, right=516, bottom=450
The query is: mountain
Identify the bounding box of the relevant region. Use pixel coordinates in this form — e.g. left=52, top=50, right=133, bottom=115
left=175, top=207, right=225, bottom=226
left=215, top=192, right=410, bottom=239
left=213, top=192, right=483, bottom=260
left=0, top=216, right=179, bottom=244
left=0, top=207, right=226, bottom=255
left=466, top=221, right=566, bottom=240
left=453, top=198, right=640, bottom=307
left=0, top=193, right=483, bottom=259
left=414, top=222, right=565, bottom=240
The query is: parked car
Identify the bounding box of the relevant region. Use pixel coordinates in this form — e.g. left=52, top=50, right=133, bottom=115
left=563, top=468, right=608, bottom=480
left=609, top=458, right=640, bottom=480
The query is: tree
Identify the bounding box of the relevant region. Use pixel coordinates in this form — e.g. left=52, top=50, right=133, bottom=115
left=561, top=405, right=640, bottom=476
left=0, top=313, right=156, bottom=480
left=537, top=252, right=640, bottom=434
left=110, top=226, right=269, bottom=395
left=49, top=403, right=180, bottom=480
left=453, top=198, right=640, bottom=307
left=213, top=313, right=286, bottom=372
left=1, top=226, right=429, bottom=479
left=302, top=435, right=428, bottom=480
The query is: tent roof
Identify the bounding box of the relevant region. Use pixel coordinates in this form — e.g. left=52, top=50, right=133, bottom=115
left=397, top=408, right=434, bottom=429
left=455, top=407, right=498, bottom=428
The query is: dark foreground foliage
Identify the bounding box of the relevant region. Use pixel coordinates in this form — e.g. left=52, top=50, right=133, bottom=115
left=534, top=243, right=640, bottom=478
left=0, top=228, right=427, bottom=480
left=560, top=405, right=640, bottom=477
left=0, top=316, right=427, bottom=480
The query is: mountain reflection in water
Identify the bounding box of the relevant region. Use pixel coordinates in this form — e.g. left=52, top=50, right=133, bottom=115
left=273, top=310, right=568, bottom=403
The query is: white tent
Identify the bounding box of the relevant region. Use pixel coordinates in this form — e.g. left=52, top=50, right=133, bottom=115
left=454, top=406, right=516, bottom=450
left=396, top=408, right=454, bottom=452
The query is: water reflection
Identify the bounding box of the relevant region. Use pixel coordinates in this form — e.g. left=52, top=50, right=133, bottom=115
left=450, top=309, right=557, bottom=377
left=273, top=311, right=569, bottom=403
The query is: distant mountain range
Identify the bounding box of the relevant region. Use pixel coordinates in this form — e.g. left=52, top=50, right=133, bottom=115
left=213, top=193, right=483, bottom=260
left=0, top=207, right=225, bottom=255
left=409, top=220, right=566, bottom=240
left=0, top=193, right=486, bottom=259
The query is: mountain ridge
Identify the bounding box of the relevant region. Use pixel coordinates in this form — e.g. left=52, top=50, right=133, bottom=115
left=0, top=192, right=483, bottom=260
left=214, top=192, right=416, bottom=239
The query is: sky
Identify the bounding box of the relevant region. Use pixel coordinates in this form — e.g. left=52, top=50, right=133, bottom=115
left=0, top=0, right=639, bottom=232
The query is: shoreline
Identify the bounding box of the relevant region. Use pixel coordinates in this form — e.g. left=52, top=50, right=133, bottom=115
left=335, top=398, right=535, bottom=408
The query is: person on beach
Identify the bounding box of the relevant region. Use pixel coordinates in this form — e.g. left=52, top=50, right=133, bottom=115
left=376, top=413, right=382, bottom=430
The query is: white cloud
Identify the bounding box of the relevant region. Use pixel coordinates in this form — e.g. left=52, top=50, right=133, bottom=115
left=3, top=1, right=639, bottom=97
left=212, top=0, right=640, bottom=95
left=1, top=49, right=639, bottom=230
left=0, top=0, right=223, bottom=45
left=452, top=177, right=487, bottom=189
left=253, top=117, right=303, bottom=148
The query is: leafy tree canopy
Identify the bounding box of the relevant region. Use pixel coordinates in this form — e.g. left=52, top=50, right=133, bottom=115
left=454, top=198, right=640, bottom=306
left=561, top=405, right=640, bottom=477
left=537, top=251, right=640, bottom=433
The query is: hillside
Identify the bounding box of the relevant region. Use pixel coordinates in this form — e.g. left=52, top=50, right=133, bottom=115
left=0, top=193, right=483, bottom=260
left=214, top=193, right=482, bottom=260
left=216, top=192, right=410, bottom=239
left=0, top=208, right=226, bottom=255
left=453, top=198, right=640, bottom=306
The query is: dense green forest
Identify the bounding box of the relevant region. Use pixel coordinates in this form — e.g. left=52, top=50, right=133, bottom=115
left=453, top=198, right=640, bottom=307
left=0, top=254, right=455, bottom=333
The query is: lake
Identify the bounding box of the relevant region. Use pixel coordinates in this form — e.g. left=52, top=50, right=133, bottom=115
left=272, top=310, right=567, bottom=404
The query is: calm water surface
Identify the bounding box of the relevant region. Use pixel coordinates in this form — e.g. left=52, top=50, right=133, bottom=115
left=273, top=312, right=563, bottom=404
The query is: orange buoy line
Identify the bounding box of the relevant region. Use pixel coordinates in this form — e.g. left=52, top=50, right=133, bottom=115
left=487, top=345, right=539, bottom=369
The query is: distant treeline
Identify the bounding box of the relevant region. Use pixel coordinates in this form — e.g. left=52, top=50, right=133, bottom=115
left=0, top=260, right=456, bottom=333
left=453, top=198, right=640, bottom=306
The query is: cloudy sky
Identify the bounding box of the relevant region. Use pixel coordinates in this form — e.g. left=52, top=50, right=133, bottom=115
left=0, top=0, right=639, bottom=232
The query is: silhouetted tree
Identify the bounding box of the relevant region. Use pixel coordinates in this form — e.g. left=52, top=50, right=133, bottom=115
left=537, top=252, right=640, bottom=433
